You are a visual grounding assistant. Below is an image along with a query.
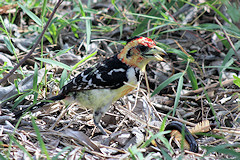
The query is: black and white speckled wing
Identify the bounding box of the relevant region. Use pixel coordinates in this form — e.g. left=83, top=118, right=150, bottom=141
left=60, top=55, right=138, bottom=95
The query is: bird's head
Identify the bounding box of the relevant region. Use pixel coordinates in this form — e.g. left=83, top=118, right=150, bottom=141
left=117, top=36, right=167, bottom=71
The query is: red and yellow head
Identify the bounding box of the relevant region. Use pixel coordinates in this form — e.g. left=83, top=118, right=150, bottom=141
left=118, top=36, right=166, bottom=71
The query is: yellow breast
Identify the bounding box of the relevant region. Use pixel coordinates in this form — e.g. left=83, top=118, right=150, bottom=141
left=113, top=83, right=137, bottom=101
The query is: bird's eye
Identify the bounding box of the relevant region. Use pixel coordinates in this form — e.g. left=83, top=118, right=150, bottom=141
left=126, top=50, right=132, bottom=58
left=138, top=45, right=148, bottom=52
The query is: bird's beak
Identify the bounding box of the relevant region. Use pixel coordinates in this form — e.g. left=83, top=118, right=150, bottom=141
left=145, top=46, right=167, bottom=61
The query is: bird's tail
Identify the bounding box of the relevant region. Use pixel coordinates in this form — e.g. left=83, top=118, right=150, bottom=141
left=14, top=94, right=66, bottom=119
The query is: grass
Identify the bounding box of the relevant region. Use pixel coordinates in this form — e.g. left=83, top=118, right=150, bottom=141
left=0, top=0, right=240, bottom=159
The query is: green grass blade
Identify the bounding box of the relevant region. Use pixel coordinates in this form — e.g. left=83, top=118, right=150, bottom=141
left=128, top=12, right=174, bottom=23
left=12, top=92, right=32, bottom=110
left=70, top=25, right=79, bottom=38
left=140, top=131, right=172, bottom=154
left=33, top=63, right=39, bottom=103
left=33, top=63, right=38, bottom=91
left=205, top=65, right=240, bottom=71
left=77, top=0, right=91, bottom=51
left=52, top=146, right=72, bottom=160
left=137, top=23, right=170, bottom=36
left=59, top=69, right=68, bottom=89
left=206, top=2, right=231, bottom=24
left=9, top=135, right=33, bottom=160
left=111, top=0, right=123, bottom=38
left=72, top=51, right=97, bottom=70
left=44, top=34, right=53, bottom=44
left=86, top=18, right=91, bottom=52
left=160, top=148, right=172, bottom=160
left=41, top=0, right=47, bottom=20
left=159, top=114, right=168, bottom=132
left=140, top=131, right=170, bottom=148
left=133, top=9, right=159, bottom=36
left=18, top=2, right=42, bottom=26
left=160, top=111, right=172, bottom=132
left=129, top=145, right=143, bottom=160
left=167, top=48, right=188, bottom=61
left=218, top=39, right=240, bottom=85
left=31, top=116, right=50, bottom=160
left=186, top=66, right=198, bottom=90
left=49, top=23, right=57, bottom=43
left=233, top=75, right=240, bottom=88
left=219, top=58, right=234, bottom=84
left=151, top=72, right=183, bottom=97
left=14, top=79, right=20, bottom=94
left=223, top=41, right=240, bottom=66
left=3, top=37, right=15, bottom=55
left=0, top=153, right=8, bottom=160
left=203, top=86, right=220, bottom=128
left=172, top=74, right=183, bottom=116
left=35, top=57, right=72, bottom=71
left=0, top=16, right=10, bottom=35
left=77, top=0, right=86, bottom=17
left=55, top=46, right=74, bottom=57
left=155, top=131, right=173, bottom=153
left=215, top=32, right=231, bottom=49
left=218, top=41, right=240, bottom=84
left=203, top=144, right=240, bottom=158
left=0, top=26, right=8, bottom=35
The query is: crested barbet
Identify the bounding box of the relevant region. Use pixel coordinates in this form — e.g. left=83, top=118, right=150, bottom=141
left=16, top=36, right=167, bottom=134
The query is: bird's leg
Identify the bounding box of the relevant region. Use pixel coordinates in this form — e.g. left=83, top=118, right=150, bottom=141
left=93, top=104, right=111, bottom=135
left=93, top=112, right=107, bottom=135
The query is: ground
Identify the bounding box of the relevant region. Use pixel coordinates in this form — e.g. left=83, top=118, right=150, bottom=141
left=0, top=0, right=240, bottom=159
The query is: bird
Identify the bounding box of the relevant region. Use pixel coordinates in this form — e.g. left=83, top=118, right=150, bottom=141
left=15, top=36, right=167, bottom=135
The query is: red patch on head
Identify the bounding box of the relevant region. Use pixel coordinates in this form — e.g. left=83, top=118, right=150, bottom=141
left=136, top=37, right=156, bottom=48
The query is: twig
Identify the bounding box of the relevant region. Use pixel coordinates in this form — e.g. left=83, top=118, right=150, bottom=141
left=183, top=78, right=234, bottom=96
left=157, top=111, right=196, bottom=127
left=215, top=16, right=240, bottom=61
left=49, top=104, right=72, bottom=130
left=0, top=0, right=63, bottom=84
